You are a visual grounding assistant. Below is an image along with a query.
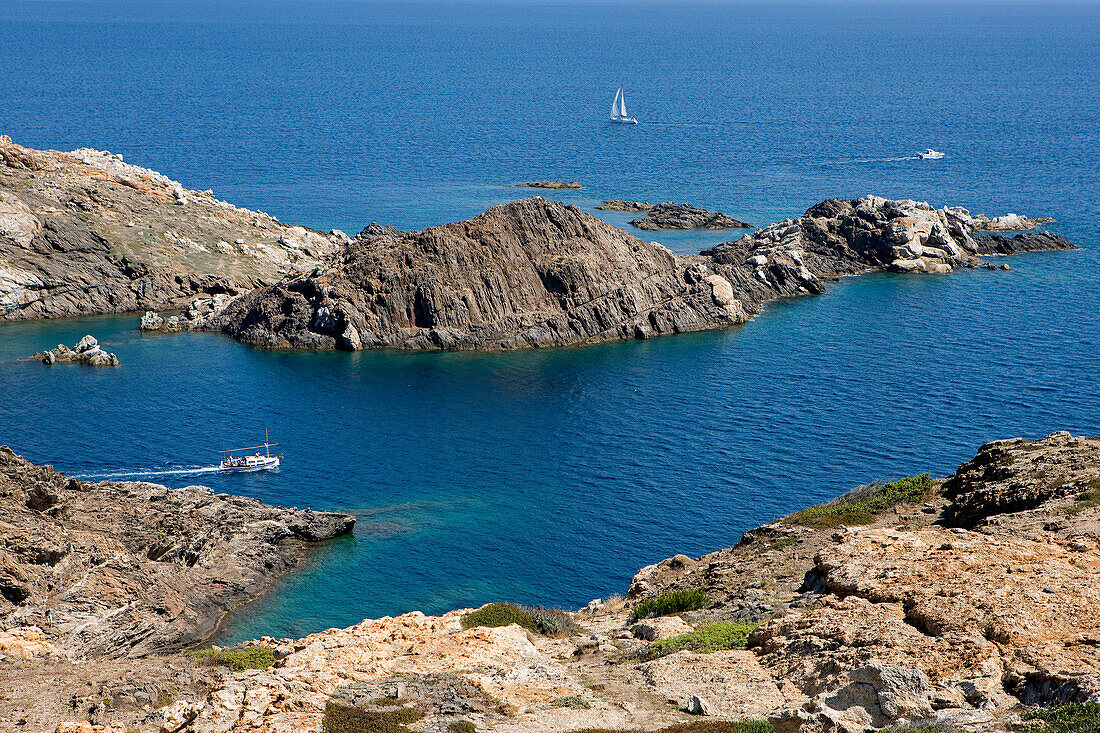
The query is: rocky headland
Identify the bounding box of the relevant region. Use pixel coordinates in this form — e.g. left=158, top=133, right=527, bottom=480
left=597, top=201, right=752, bottom=231
left=0, top=137, right=341, bottom=320
left=196, top=195, right=1073, bottom=351
left=10, top=431, right=1098, bottom=732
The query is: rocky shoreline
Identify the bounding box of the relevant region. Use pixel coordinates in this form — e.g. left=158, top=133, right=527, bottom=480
left=598, top=200, right=752, bottom=230
left=7, top=431, right=1098, bottom=732
left=196, top=195, right=1074, bottom=352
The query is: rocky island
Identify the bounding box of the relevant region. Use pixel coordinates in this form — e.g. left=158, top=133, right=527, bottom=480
left=5, top=431, right=1098, bottom=732
left=598, top=200, right=753, bottom=230
left=512, top=181, right=584, bottom=190
left=197, top=195, right=1073, bottom=351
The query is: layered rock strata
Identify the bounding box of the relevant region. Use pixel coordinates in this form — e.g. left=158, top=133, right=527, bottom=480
left=208, top=195, right=1074, bottom=351
left=0, top=137, right=340, bottom=320
left=0, top=446, right=354, bottom=661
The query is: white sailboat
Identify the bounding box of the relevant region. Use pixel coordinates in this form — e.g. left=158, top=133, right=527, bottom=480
left=219, top=428, right=281, bottom=472
left=609, top=87, right=638, bottom=124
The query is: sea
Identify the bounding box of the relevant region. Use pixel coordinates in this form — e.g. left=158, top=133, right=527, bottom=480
left=1, top=0, right=1098, bottom=643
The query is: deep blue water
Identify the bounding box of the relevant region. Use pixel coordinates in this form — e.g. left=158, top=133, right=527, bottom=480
left=1, top=0, right=1098, bottom=642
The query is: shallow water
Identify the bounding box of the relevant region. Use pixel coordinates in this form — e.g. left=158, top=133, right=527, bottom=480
left=1, top=0, right=1098, bottom=641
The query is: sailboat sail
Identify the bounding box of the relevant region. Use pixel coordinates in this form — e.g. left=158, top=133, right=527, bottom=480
left=618, top=90, right=627, bottom=118
left=611, top=88, right=623, bottom=118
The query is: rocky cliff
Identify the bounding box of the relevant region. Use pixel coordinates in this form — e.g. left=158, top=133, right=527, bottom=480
left=0, top=446, right=353, bottom=662
left=206, top=195, right=1074, bottom=351
left=0, top=137, right=341, bottom=320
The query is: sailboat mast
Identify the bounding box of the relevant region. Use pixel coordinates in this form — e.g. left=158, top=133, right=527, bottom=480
left=265, top=427, right=270, bottom=457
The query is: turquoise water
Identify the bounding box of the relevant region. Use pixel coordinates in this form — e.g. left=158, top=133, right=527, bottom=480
left=1, top=0, right=1099, bottom=641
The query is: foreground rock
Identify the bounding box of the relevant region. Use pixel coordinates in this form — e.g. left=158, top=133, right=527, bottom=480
left=33, top=335, right=118, bottom=366
left=207, top=195, right=1073, bottom=351
left=0, top=446, right=354, bottom=660
left=513, top=180, right=583, bottom=189
left=0, top=136, right=340, bottom=320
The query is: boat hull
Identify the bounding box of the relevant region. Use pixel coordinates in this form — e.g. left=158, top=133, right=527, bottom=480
left=220, top=456, right=280, bottom=472
left=610, top=117, right=638, bottom=124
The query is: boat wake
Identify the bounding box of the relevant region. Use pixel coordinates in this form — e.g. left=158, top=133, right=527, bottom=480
left=73, top=465, right=222, bottom=480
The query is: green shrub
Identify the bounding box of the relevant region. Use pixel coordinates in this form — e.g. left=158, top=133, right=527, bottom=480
left=526, top=606, right=580, bottom=636
left=1022, top=702, right=1100, bottom=733
left=551, top=695, right=591, bottom=709
left=448, top=722, right=476, bottom=733
left=321, top=703, right=422, bottom=733
left=460, top=603, right=538, bottom=632
left=787, top=474, right=933, bottom=528
left=642, top=621, right=758, bottom=660
left=192, top=645, right=275, bottom=671
left=630, top=588, right=710, bottom=621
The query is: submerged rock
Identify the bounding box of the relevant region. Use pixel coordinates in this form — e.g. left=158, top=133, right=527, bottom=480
left=629, top=201, right=752, bottom=230
left=513, top=180, right=583, bottom=189
left=33, top=335, right=119, bottom=366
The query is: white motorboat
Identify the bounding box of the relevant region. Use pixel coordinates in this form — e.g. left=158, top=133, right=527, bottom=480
left=918, top=149, right=945, bottom=159
left=219, top=429, right=281, bottom=472
left=609, top=87, right=638, bottom=124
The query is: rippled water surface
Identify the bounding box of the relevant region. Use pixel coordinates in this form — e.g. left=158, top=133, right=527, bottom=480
left=1, top=0, right=1098, bottom=641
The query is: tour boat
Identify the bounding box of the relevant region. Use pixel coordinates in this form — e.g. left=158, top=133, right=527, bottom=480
left=918, top=149, right=945, bottom=159
left=609, top=87, right=638, bottom=124
left=219, top=430, right=281, bottom=472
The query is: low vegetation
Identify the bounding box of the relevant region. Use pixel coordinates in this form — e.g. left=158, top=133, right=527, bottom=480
left=460, top=602, right=580, bottom=636
left=630, top=588, right=710, bottom=621
left=551, top=695, right=592, bottom=710
left=1022, top=702, right=1100, bottom=733
left=1067, top=478, right=1100, bottom=514
left=448, top=722, right=476, bottom=733
left=573, top=721, right=775, bottom=733
left=321, top=702, right=422, bottom=733
left=192, top=645, right=275, bottom=671
left=787, top=474, right=934, bottom=528
left=641, top=621, right=758, bottom=660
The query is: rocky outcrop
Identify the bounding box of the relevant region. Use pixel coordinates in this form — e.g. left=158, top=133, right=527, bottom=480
left=33, top=335, right=119, bottom=366
left=209, top=197, right=748, bottom=350
left=513, top=180, right=583, bottom=189
left=596, top=200, right=751, bottom=229
left=207, top=196, right=1074, bottom=352
left=0, top=136, right=340, bottom=321
left=971, top=213, right=1055, bottom=231
left=0, top=446, right=354, bottom=660
left=630, top=202, right=751, bottom=231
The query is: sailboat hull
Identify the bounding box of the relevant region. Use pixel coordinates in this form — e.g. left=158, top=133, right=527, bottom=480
left=609, top=117, right=638, bottom=125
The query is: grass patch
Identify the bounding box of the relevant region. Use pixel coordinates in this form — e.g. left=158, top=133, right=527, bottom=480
left=1022, top=702, right=1100, bottom=733
left=631, top=588, right=710, bottom=621
left=551, top=695, right=592, bottom=709
left=460, top=603, right=580, bottom=636
left=192, top=645, right=275, bottom=672
left=461, top=603, right=538, bottom=633
left=449, top=722, right=476, bottom=733
left=321, top=703, right=422, bottom=733
left=641, top=621, right=758, bottom=660
left=787, top=474, right=934, bottom=528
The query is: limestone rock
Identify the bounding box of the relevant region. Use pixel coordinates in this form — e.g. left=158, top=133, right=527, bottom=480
left=639, top=650, right=789, bottom=719
left=631, top=616, right=694, bottom=641
left=33, top=335, right=119, bottom=366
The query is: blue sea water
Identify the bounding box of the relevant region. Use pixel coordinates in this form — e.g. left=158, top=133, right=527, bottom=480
left=1, top=0, right=1098, bottom=642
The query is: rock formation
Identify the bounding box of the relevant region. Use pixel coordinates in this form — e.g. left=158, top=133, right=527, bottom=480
left=206, top=195, right=1073, bottom=351
left=0, top=446, right=354, bottom=662
left=513, top=181, right=583, bottom=189
left=33, top=335, right=119, bottom=366
left=0, top=136, right=340, bottom=321
left=597, top=200, right=752, bottom=230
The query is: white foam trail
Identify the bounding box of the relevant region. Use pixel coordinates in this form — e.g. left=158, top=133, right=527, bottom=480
left=74, top=466, right=222, bottom=480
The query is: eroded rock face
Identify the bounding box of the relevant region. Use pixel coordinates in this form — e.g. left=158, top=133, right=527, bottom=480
left=211, top=195, right=1073, bottom=352
left=0, top=446, right=354, bottom=659
left=0, top=136, right=339, bottom=320
left=212, top=198, right=746, bottom=350
left=33, top=335, right=119, bottom=366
